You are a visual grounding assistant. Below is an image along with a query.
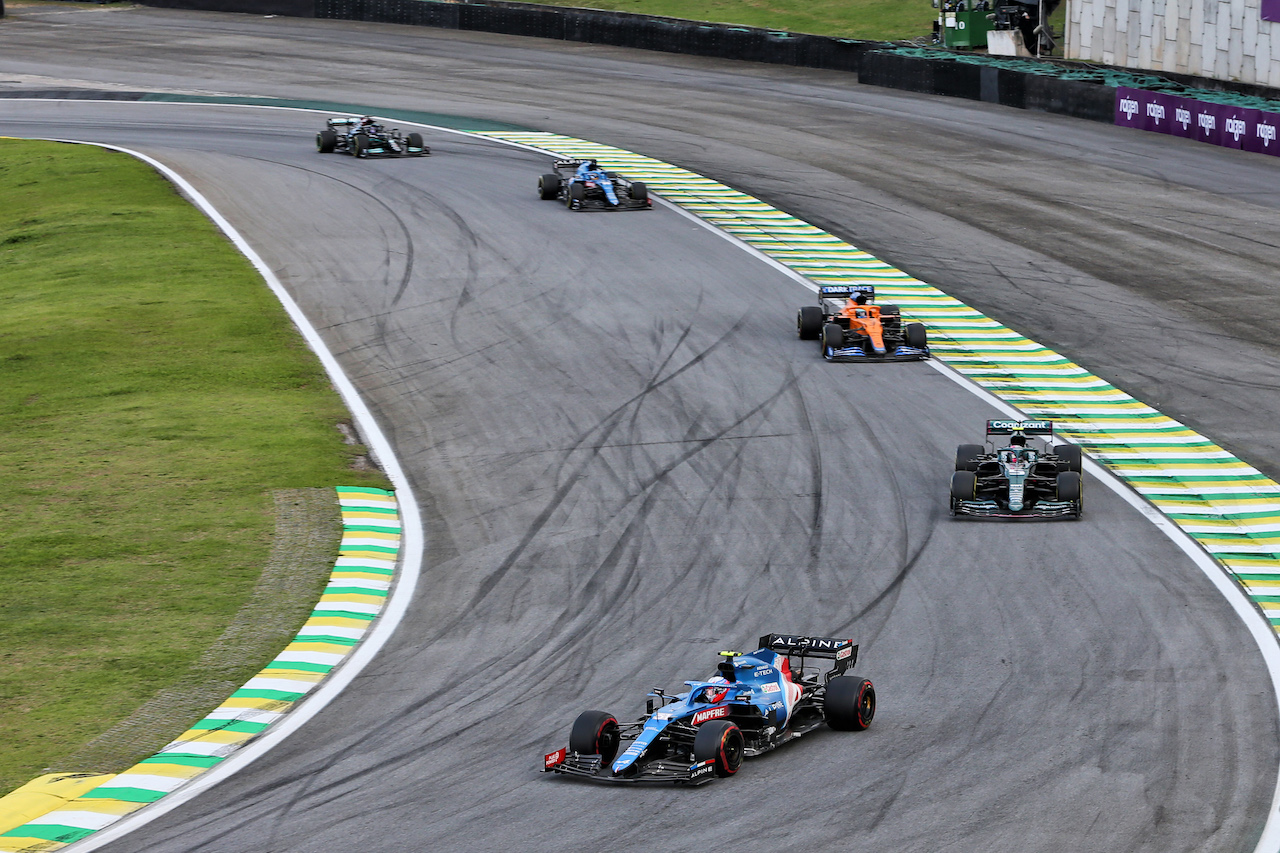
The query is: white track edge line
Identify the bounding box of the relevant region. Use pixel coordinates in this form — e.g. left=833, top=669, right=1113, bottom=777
left=23, top=105, right=1280, bottom=851
left=40, top=139, right=424, bottom=852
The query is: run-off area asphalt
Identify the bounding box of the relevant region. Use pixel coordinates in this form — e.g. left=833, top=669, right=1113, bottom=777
left=2, top=102, right=1275, bottom=852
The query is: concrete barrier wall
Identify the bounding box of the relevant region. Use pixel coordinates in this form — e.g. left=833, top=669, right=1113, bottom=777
left=314, top=0, right=881, bottom=70
left=135, top=0, right=1113, bottom=126
left=1068, top=0, right=1280, bottom=87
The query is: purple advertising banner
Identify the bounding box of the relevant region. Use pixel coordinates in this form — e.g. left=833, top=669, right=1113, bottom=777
left=1263, top=0, right=1280, bottom=22
left=1114, top=86, right=1280, bottom=158
left=1249, top=111, right=1280, bottom=154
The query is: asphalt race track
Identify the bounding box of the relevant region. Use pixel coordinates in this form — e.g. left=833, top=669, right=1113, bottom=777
left=2, top=7, right=1280, bottom=853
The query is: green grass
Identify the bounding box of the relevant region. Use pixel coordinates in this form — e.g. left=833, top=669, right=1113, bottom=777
left=528, top=0, right=1067, bottom=53
left=0, top=140, right=389, bottom=795
left=534, top=0, right=935, bottom=42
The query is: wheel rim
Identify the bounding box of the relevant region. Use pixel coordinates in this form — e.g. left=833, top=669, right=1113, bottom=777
left=720, top=729, right=743, bottom=772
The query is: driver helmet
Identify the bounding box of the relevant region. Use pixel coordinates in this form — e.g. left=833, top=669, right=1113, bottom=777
left=695, top=676, right=729, bottom=704
left=360, top=116, right=375, bottom=126
left=854, top=291, right=870, bottom=305
left=585, top=159, right=598, bottom=170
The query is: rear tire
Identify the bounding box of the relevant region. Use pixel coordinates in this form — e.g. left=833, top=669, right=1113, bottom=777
left=1054, top=444, right=1083, bottom=473
left=629, top=180, right=648, bottom=202
left=821, top=323, right=845, bottom=351
left=316, top=130, right=337, bottom=153
left=905, top=322, right=928, bottom=349
left=951, top=470, right=977, bottom=500
left=797, top=306, right=823, bottom=340
left=692, top=720, right=744, bottom=777
left=569, top=710, right=620, bottom=764
left=825, top=675, right=875, bottom=731
left=539, top=173, right=561, bottom=200
left=955, top=443, right=984, bottom=471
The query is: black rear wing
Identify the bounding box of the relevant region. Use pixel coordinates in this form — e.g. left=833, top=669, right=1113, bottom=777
left=987, top=419, right=1053, bottom=437
left=818, top=285, right=874, bottom=302
left=759, top=634, right=858, bottom=678
left=553, top=158, right=591, bottom=169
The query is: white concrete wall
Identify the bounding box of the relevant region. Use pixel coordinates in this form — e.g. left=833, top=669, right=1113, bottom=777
left=1067, top=0, right=1280, bottom=87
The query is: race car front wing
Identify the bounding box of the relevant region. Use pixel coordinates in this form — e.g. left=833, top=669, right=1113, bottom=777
left=543, top=749, right=716, bottom=785
left=824, top=344, right=929, bottom=362
left=950, top=498, right=1081, bottom=519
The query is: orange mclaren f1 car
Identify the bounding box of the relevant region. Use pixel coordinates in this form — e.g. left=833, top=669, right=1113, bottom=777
left=797, top=285, right=929, bottom=362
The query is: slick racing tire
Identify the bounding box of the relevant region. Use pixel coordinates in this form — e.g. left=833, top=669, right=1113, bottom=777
left=880, top=304, right=900, bottom=318
left=316, top=130, right=337, bottom=153
left=821, top=323, right=845, bottom=351
left=797, top=306, right=824, bottom=340
left=352, top=133, right=368, bottom=158
left=567, top=182, right=585, bottom=209
left=824, top=675, right=876, bottom=731
left=538, top=173, right=561, bottom=200
left=569, top=710, right=621, bottom=763
left=1054, top=443, right=1083, bottom=473
left=1056, top=470, right=1083, bottom=517
left=951, top=470, right=978, bottom=500
left=905, top=322, right=928, bottom=349
left=693, top=720, right=745, bottom=777
left=955, top=444, right=984, bottom=471
left=406, top=132, right=427, bottom=155
left=628, top=180, right=649, bottom=203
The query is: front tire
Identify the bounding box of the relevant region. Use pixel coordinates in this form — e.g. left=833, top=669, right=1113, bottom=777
left=797, top=306, right=823, bottom=340
left=569, top=710, right=620, bottom=764
left=905, top=322, right=928, bottom=349
left=825, top=675, right=875, bottom=731
left=567, top=182, right=585, bottom=210
left=951, top=470, right=977, bottom=500
left=628, top=180, right=648, bottom=203
left=1056, top=470, right=1083, bottom=518
left=692, top=720, right=744, bottom=777
left=351, top=133, right=368, bottom=158
left=821, top=322, right=845, bottom=351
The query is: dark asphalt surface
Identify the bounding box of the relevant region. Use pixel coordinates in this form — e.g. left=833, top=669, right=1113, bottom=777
left=1, top=6, right=1278, bottom=852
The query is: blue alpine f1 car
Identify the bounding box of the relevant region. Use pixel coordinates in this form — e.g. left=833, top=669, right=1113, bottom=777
left=543, top=634, right=875, bottom=785
left=950, top=419, right=1084, bottom=519
left=537, top=159, right=651, bottom=211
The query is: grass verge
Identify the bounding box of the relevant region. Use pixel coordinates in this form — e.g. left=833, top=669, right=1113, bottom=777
left=0, top=139, right=390, bottom=795
left=530, top=0, right=935, bottom=42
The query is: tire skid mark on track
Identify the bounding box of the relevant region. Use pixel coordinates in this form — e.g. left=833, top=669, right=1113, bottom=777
left=473, top=130, right=1280, bottom=647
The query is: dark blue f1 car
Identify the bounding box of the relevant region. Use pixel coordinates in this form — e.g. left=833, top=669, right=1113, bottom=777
left=537, top=159, right=651, bottom=211
left=951, top=419, right=1084, bottom=519
left=315, top=116, right=429, bottom=158
left=543, top=634, right=875, bottom=785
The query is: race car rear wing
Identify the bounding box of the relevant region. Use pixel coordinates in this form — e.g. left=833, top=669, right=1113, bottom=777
left=327, top=117, right=359, bottom=127
left=987, top=419, right=1053, bottom=437
left=818, top=285, right=875, bottom=301
left=553, top=158, right=592, bottom=169
left=759, top=634, right=858, bottom=678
